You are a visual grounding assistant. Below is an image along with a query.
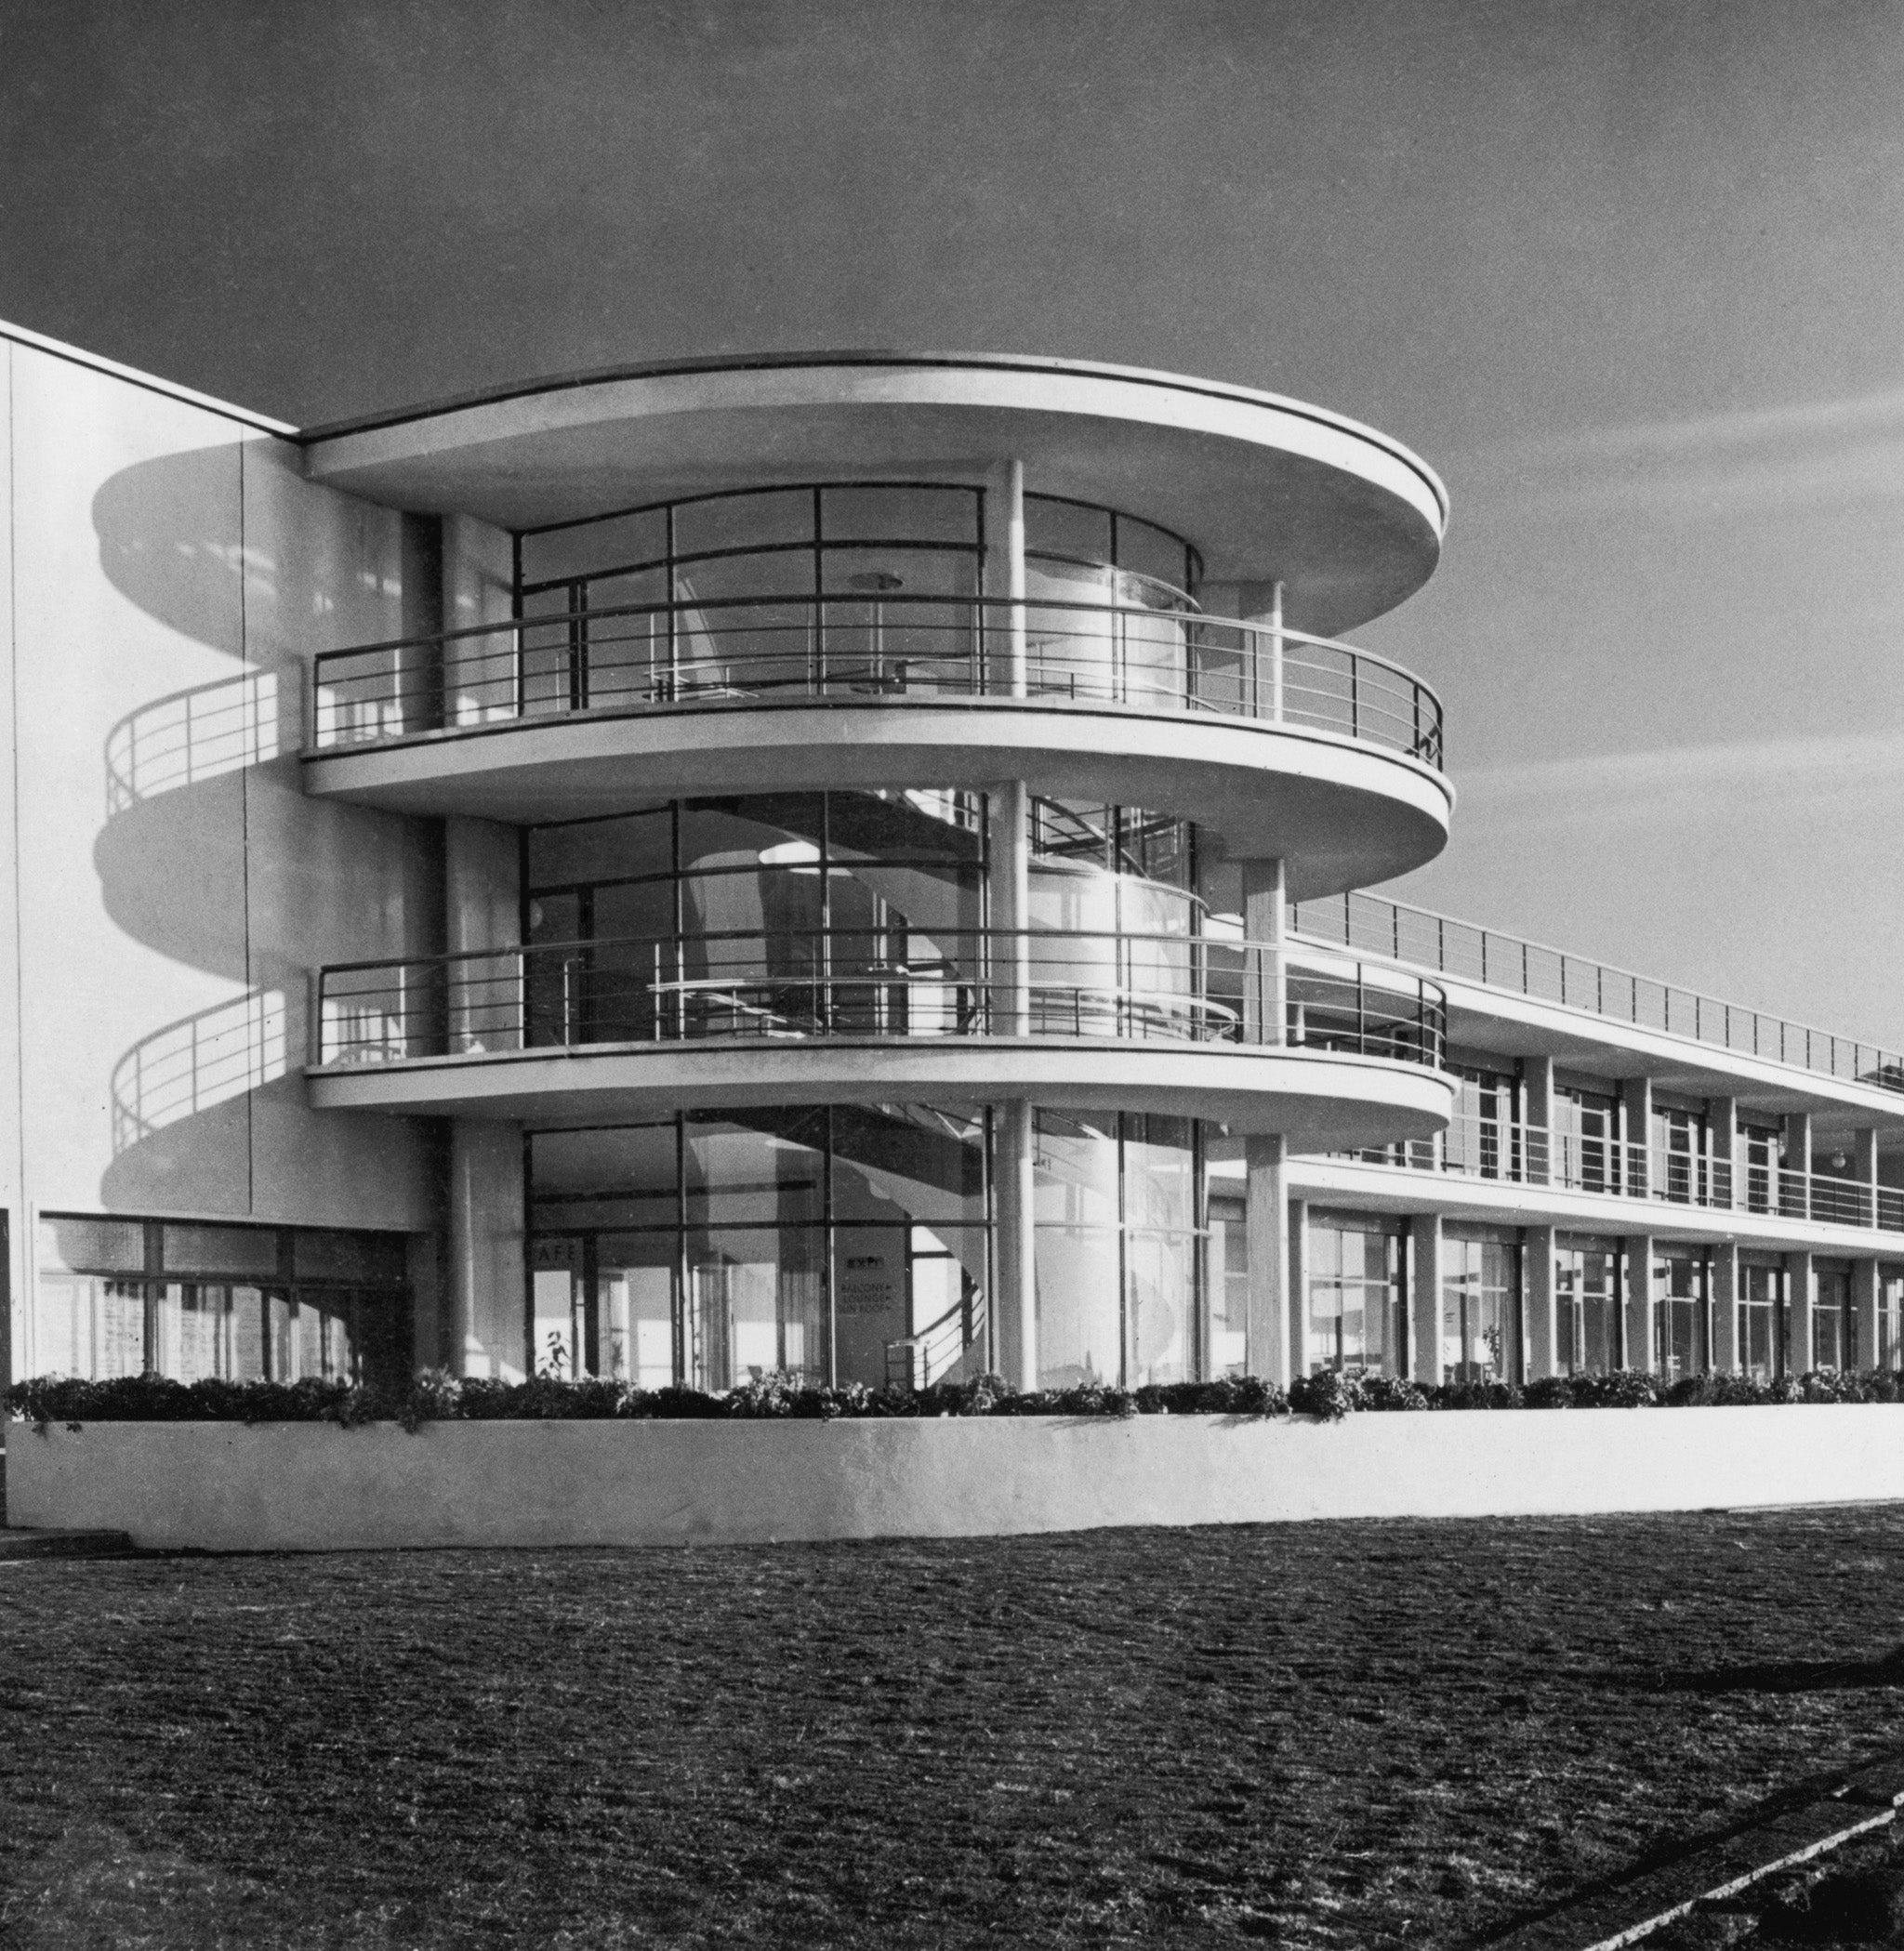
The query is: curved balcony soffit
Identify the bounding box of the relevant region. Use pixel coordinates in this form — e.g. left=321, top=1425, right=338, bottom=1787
left=300, top=699, right=1452, bottom=903
left=298, top=353, right=1448, bottom=637
left=307, top=1040, right=1456, bottom=1153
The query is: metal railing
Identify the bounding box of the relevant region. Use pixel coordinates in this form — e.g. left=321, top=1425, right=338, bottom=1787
left=308, top=594, right=1445, bottom=770
left=315, top=929, right=1447, bottom=1072
left=884, top=1291, right=987, bottom=1392
left=1330, top=1114, right=1904, bottom=1235
left=1290, top=890, right=1904, bottom=1098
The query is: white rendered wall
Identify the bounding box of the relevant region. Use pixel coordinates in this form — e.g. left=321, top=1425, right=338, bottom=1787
left=10, top=1406, right=1901, bottom=1552
left=0, top=335, right=444, bottom=1380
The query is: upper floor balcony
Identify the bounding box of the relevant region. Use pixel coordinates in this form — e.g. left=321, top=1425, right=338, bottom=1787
left=1293, top=890, right=1904, bottom=1112
left=300, top=594, right=1451, bottom=898
left=304, top=927, right=1455, bottom=1152
left=1316, top=1112, right=1904, bottom=1246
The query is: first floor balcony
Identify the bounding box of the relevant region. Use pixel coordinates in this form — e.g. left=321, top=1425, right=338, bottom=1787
left=307, top=929, right=1452, bottom=1151
left=1318, top=1113, right=1904, bottom=1242
left=299, top=597, right=1450, bottom=895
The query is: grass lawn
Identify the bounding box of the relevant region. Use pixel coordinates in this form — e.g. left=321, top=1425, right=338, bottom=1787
left=0, top=1508, right=1899, bottom=1948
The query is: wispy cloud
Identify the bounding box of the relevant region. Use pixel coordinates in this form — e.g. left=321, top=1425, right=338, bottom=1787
left=1443, top=390, right=1904, bottom=523
left=1454, top=732, right=1904, bottom=825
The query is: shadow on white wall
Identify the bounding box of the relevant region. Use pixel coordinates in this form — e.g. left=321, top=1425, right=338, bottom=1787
left=103, top=670, right=284, bottom=817
left=110, top=989, right=289, bottom=1157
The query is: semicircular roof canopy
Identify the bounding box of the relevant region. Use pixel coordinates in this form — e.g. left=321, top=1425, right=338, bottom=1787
left=300, top=351, right=1448, bottom=635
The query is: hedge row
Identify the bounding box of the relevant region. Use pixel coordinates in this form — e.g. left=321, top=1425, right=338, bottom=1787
left=7, top=1364, right=1901, bottom=1430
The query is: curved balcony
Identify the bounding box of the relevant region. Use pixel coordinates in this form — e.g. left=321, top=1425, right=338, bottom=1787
left=306, top=929, right=1454, bottom=1150
left=300, top=597, right=1452, bottom=897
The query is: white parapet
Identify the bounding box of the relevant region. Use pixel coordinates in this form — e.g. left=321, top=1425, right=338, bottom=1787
left=9, top=1405, right=1901, bottom=1552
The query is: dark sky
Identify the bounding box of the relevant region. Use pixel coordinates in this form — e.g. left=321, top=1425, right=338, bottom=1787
left=5, top=0, right=1903, bottom=1038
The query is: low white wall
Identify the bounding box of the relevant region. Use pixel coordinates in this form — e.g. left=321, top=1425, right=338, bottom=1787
left=9, top=1406, right=1903, bottom=1552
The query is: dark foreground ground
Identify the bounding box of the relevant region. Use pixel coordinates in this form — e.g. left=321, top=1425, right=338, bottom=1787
left=0, top=1509, right=1899, bottom=1949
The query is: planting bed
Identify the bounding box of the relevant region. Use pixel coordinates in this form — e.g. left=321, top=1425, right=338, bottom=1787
left=0, top=1508, right=1899, bottom=1948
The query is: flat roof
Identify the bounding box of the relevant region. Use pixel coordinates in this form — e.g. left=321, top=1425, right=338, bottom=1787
left=300, top=351, right=1448, bottom=635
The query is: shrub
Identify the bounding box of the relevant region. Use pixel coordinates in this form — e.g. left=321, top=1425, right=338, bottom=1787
left=7, top=1364, right=1899, bottom=1430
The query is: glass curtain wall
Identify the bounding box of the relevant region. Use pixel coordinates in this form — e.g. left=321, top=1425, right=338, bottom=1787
left=1653, top=1249, right=1709, bottom=1380
left=522, top=789, right=1204, bottom=1049
left=528, top=1106, right=990, bottom=1391
left=512, top=483, right=1201, bottom=715
left=1304, top=1211, right=1406, bottom=1376
left=1554, top=1234, right=1621, bottom=1374
left=1442, top=1226, right=1523, bottom=1383
left=33, top=1216, right=412, bottom=1387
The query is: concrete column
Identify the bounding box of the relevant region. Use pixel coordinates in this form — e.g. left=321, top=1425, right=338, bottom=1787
left=1241, top=858, right=1288, bottom=1047
left=992, top=1100, right=1038, bottom=1391
left=1525, top=1224, right=1557, bottom=1380
left=1523, top=1056, right=1554, bottom=1186
left=442, top=512, right=516, bottom=725
left=983, top=460, right=1026, bottom=696
left=1854, top=1127, right=1880, bottom=1230
left=1782, top=1111, right=1812, bottom=1220
left=445, top=816, right=522, bottom=1054
left=1711, top=1243, right=1740, bottom=1375
left=448, top=1119, right=527, bottom=1380
left=1236, top=580, right=1287, bottom=720
left=1622, top=1075, right=1652, bottom=1201
left=1245, top=1135, right=1292, bottom=1385
left=1851, top=1259, right=1880, bottom=1372
left=986, top=782, right=1031, bottom=1037
left=1410, top=1214, right=1443, bottom=1387
left=1623, top=1233, right=1655, bottom=1372
left=1785, top=1250, right=1814, bottom=1376
left=1708, top=1096, right=1739, bottom=1211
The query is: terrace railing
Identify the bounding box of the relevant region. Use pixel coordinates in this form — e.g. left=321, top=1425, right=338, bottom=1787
left=1329, top=1114, right=1904, bottom=1236
left=308, top=595, right=1445, bottom=771
left=1290, top=890, right=1904, bottom=1098
left=315, top=929, right=1447, bottom=1074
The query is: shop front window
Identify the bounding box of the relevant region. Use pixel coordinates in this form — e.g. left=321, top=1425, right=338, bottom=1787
left=1879, top=1267, right=1904, bottom=1373
left=32, top=1216, right=411, bottom=1388
left=527, top=1104, right=992, bottom=1392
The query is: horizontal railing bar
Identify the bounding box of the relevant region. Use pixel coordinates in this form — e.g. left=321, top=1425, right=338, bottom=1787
left=1290, top=890, right=1904, bottom=1097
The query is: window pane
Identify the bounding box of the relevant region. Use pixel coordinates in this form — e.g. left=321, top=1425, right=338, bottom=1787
left=163, top=1224, right=279, bottom=1279
left=40, top=1216, right=144, bottom=1275
left=685, top=1224, right=825, bottom=1389
left=829, top=1103, right=986, bottom=1227
left=821, top=486, right=980, bottom=547
left=595, top=1234, right=678, bottom=1390
left=1026, top=495, right=1113, bottom=567
left=292, top=1231, right=406, bottom=1285
left=673, top=488, right=813, bottom=560
left=1035, top=1224, right=1120, bottom=1389
left=685, top=1111, right=826, bottom=1226
left=521, top=508, right=668, bottom=587
left=529, top=810, right=672, bottom=890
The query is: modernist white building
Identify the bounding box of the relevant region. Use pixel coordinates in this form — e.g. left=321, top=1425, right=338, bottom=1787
left=2, top=318, right=1900, bottom=1406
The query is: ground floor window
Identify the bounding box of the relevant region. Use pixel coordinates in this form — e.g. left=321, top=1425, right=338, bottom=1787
left=1555, top=1234, right=1621, bottom=1374
left=1879, top=1266, right=1904, bottom=1372
left=33, top=1216, right=412, bottom=1389
left=1811, top=1261, right=1851, bottom=1370
left=1206, top=1191, right=1249, bottom=1378
left=529, top=1104, right=1215, bottom=1391
left=1443, top=1226, right=1522, bottom=1384
left=1739, top=1257, right=1786, bottom=1381
left=1653, top=1249, right=1708, bottom=1382
left=1305, top=1210, right=1405, bottom=1377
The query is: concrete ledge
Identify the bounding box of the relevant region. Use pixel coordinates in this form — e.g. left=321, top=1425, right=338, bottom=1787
left=9, top=1406, right=1902, bottom=1552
